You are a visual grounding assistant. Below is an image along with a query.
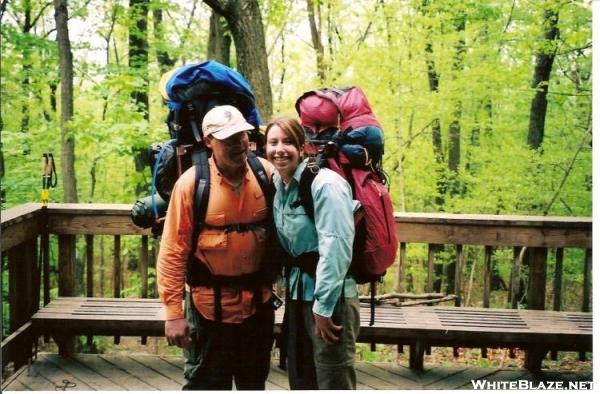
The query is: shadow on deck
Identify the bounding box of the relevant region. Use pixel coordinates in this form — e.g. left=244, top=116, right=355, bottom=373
left=2, top=352, right=593, bottom=390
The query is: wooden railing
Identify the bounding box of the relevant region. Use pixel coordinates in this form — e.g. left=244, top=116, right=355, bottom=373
left=0, top=203, right=592, bottom=373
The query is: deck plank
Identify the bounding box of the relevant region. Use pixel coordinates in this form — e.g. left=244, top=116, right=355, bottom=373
left=266, top=363, right=291, bottom=390
left=420, top=364, right=469, bottom=387
left=369, top=361, right=422, bottom=382
left=129, top=354, right=185, bottom=386
left=42, top=353, right=123, bottom=390
left=3, top=363, right=56, bottom=391
left=355, top=368, right=399, bottom=389
left=2, top=352, right=592, bottom=391
left=355, top=362, right=422, bottom=389
left=27, top=354, right=94, bottom=391
left=427, top=366, right=496, bottom=390
left=72, top=353, right=155, bottom=390
left=2, top=379, right=30, bottom=391
left=97, top=354, right=174, bottom=390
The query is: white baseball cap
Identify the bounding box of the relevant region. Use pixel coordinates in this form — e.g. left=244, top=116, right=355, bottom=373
left=202, top=105, right=254, bottom=140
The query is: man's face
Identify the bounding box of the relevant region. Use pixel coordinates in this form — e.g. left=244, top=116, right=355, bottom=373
left=205, top=131, right=250, bottom=169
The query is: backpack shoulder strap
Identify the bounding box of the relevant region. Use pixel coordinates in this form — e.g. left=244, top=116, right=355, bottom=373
left=297, top=160, right=320, bottom=221
left=192, top=148, right=211, bottom=239
left=186, top=148, right=210, bottom=286
left=246, top=152, right=271, bottom=206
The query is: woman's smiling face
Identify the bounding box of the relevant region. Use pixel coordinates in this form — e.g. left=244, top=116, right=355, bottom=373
left=266, top=124, right=302, bottom=182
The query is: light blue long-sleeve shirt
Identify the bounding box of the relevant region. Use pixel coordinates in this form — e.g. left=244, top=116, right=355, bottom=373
left=273, top=160, right=359, bottom=318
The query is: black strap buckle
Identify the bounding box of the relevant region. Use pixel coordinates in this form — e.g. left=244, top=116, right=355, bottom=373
left=225, top=223, right=249, bottom=233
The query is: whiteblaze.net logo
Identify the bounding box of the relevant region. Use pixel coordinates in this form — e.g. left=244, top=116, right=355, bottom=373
left=470, top=380, right=593, bottom=390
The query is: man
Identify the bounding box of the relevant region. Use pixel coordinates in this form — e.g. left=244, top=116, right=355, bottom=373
left=157, top=105, right=276, bottom=390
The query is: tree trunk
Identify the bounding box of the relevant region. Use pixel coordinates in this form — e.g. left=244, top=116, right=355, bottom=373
left=54, top=0, right=77, bottom=203
left=129, top=0, right=149, bottom=118
left=527, top=9, right=559, bottom=150
left=203, top=0, right=273, bottom=119
left=19, top=0, right=34, bottom=153
left=0, top=112, right=5, bottom=203
left=129, top=0, right=149, bottom=196
left=447, top=12, right=466, bottom=197
left=306, top=0, right=325, bottom=83
left=425, top=40, right=444, bottom=208
left=207, top=10, right=231, bottom=66
left=154, top=8, right=176, bottom=73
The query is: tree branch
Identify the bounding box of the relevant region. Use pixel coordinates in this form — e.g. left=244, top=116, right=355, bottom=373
left=557, top=42, right=592, bottom=56
left=0, top=0, right=9, bottom=25
left=202, top=0, right=230, bottom=16
left=30, top=1, right=53, bottom=29
left=543, top=125, right=592, bottom=215
left=267, top=22, right=285, bottom=57
left=502, top=0, right=516, bottom=33
left=359, top=293, right=457, bottom=307
left=177, top=0, right=199, bottom=63
left=356, top=0, right=382, bottom=48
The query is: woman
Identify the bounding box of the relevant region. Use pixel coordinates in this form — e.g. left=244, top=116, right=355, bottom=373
left=265, top=116, right=360, bottom=390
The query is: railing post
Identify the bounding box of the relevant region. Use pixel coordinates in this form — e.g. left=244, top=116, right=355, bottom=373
left=580, top=248, right=592, bottom=361
left=426, top=244, right=435, bottom=293
left=140, top=235, right=148, bottom=298
left=481, top=245, right=493, bottom=359
left=86, top=234, right=94, bottom=347
left=552, top=248, right=564, bottom=312
left=510, top=247, right=522, bottom=309
left=454, top=245, right=463, bottom=307
left=113, top=235, right=121, bottom=298
left=7, top=238, right=37, bottom=369
left=113, top=235, right=121, bottom=345
left=57, top=234, right=77, bottom=356
left=524, top=247, right=548, bottom=372
left=150, top=237, right=159, bottom=298
left=551, top=248, right=564, bottom=360
left=140, top=235, right=149, bottom=345
left=58, top=235, right=76, bottom=296
left=395, top=242, right=406, bottom=293
left=527, top=247, right=548, bottom=310
left=483, top=246, right=492, bottom=308
left=86, top=235, right=94, bottom=297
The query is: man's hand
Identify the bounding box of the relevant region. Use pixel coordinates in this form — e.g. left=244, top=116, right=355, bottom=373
left=165, top=318, right=191, bottom=348
left=313, top=312, right=343, bottom=345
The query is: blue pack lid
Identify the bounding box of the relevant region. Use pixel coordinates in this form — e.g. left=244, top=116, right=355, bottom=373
left=158, top=60, right=262, bottom=126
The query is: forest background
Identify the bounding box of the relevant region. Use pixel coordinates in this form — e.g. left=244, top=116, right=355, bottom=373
left=0, top=0, right=592, bottom=215
left=0, top=0, right=594, bottom=357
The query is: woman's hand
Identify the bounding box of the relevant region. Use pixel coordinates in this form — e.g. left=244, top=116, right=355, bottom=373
left=165, top=318, right=191, bottom=348
left=313, top=312, right=343, bottom=344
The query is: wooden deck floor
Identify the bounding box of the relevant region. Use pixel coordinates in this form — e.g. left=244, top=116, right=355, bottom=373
left=1, top=352, right=592, bottom=390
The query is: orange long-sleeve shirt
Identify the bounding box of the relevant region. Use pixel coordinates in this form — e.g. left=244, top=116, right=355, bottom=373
left=157, top=156, right=273, bottom=323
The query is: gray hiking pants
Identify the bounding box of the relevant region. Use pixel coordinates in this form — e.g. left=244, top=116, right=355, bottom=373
left=286, top=296, right=360, bottom=390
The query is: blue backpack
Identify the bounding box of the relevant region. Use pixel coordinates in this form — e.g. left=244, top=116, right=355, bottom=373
left=131, top=61, right=269, bottom=234
left=159, top=60, right=262, bottom=146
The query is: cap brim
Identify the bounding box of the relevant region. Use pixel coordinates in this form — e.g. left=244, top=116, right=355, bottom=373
left=210, top=122, right=255, bottom=140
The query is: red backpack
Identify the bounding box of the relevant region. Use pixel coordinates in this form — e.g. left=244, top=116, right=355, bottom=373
left=295, top=87, right=398, bottom=309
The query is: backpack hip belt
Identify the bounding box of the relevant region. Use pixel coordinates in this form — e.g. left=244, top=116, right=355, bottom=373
left=201, top=221, right=268, bottom=234
left=187, top=255, right=271, bottom=323
left=186, top=260, right=271, bottom=288
left=284, top=251, right=320, bottom=277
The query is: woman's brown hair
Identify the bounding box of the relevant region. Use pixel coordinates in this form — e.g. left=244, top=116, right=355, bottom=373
left=265, top=116, right=305, bottom=151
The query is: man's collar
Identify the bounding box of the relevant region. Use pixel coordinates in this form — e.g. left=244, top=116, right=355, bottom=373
left=209, top=155, right=249, bottom=185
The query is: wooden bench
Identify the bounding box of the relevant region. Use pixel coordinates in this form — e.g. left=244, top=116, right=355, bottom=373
left=31, top=297, right=592, bottom=372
